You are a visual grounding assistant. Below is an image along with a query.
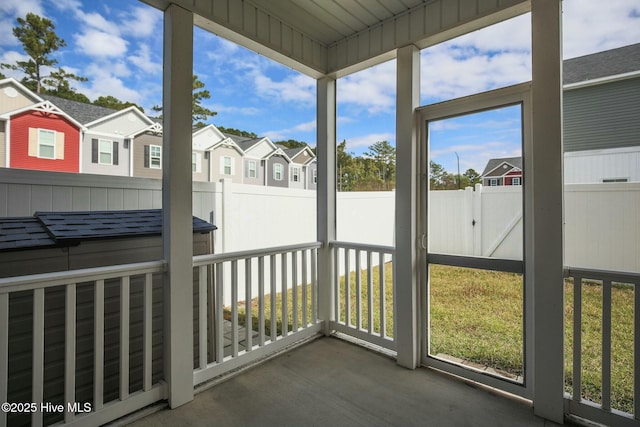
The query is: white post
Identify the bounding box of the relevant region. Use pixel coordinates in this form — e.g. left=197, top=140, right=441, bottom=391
left=317, top=77, right=337, bottom=335
left=531, top=0, right=564, bottom=422
left=473, top=184, right=483, bottom=256
left=162, top=4, right=194, bottom=408
left=395, top=44, right=420, bottom=369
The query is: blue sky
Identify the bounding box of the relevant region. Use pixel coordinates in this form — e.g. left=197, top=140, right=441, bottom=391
left=1, top=0, right=639, bottom=174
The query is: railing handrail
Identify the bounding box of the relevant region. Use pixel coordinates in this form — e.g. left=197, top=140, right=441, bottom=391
left=564, top=266, right=640, bottom=284
left=0, top=260, right=166, bottom=294
left=193, top=241, right=323, bottom=266
left=329, top=240, right=396, bottom=254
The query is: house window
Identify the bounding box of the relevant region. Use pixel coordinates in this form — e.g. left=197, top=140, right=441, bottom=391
left=38, top=129, right=56, bottom=159
left=602, top=178, right=628, bottom=183
left=489, top=178, right=498, bottom=186
left=99, top=139, right=113, bottom=165
left=274, top=163, right=283, bottom=180
left=511, top=177, right=521, bottom=186
left=192, top=153, right=198, bottom=172
left=247, top=160, right=257, bottom=178
left=291, top=166, right=300, bottom=182
left=150, top=145, right=161, bottom=169
left=313, top=169, right=317, bottom=184
left=223, top=157, right=232, bottom=175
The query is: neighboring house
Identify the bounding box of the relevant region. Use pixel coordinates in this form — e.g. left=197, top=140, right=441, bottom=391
left=282, top=145, right=317, bottom=189
left=0, top=78, right=43, bottom=168
left=234, top=136, right=274, bottom=186
left=194, top=125, right=244, bottom=183
left=0, top=99, right=84, bottom=173
left=41, top=94, right=157, bottom=177
left=481, top=157, right=523, bottom=187
left=132, top=123, right=164, bottom=179
left=563, top=43, right=640, bottom=183
left=266, top=147, right=291, bottom=188
left=306, top=158, right=318, bottom=190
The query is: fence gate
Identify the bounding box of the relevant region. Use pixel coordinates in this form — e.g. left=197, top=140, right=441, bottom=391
left=417, top=83, right=533, bottom=399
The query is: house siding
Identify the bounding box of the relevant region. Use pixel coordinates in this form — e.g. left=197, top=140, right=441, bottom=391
left=132, top=133, right=163, bottom=179
left=242, top=157, right=264, bottom=185
left=306, top=162, right=317, bottom=190
left=89, top=110, right=150, bottom=136
left=267, top=156, right=289, bottom=188
left=192, top=149, right=208, bottom=182
left=10, top=111, right=80, bottom=173
left=211, top=146, right=243, bottom=183
left=0, top=83, right=36, bottom=115
left=81, top=133, right=130, bottom=176
left=0, top=120, right=5, bottom=168
left=564, top=77, right=640, bottom=152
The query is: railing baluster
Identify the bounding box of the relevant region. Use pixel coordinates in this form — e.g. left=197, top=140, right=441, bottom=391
left=199, top=266, right=208, bottom=369
left=302, top=250, right=308, bottom=328
left=333, top=246, right=339, bottom=324
left=270, top=255, right=277, bottom=342
left=573, top=276, right=582, bottom=403
left=292, top=251, right=298, bottom=332
left=143, top=273, right=152, bottom=391
left=94, top=280, right=104, bottom=410
left=312, top=248, right=317, bottom=324
left=281, top=253, right=288, bottom=337
left=367, top=251, right=373, bottom=334
left=379, top=252, right=386, bottom=338
left=245, top=258, right=252, bottom=352
left=635, top=281, right=640, bottom=420
left=258, top=256, right=265, bottom=346
left=120, top=277, right=130, bottom=401
left=0, top=294, right=8, bottom=427
left=215, top=264, right=224, bottom=363
left=602, top=280, right=612, bottom=411
left=356, top=249, right=362, bottom=330
left=32, top=288, right=44, bottom=427
left=345, top=248, right=351, bottom=327
left=231, top=260, right=239, bottom=357
left=65, top=284, right=77, bottom=423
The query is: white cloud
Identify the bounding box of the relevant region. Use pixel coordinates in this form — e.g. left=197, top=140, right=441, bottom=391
left=0, top=50, right=29, bottom=79
left=264, top=119, right=317, bottom=141
left=342, top=132, right=395, bottom=151
left=338, top=61, right=396, bottom=114
left=74, top=29, right=127, bottom=58
left=129, top=43, right=161, bottom=74
left=253, top=72, right=315, bottom=104
left=211, top=103, right=260, bottom=116
left=0, top=0, right=44, bottom=19
left=120, top=6, right=161, bottom=38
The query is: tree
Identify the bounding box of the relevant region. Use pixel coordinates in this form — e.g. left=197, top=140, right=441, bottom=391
left=462, top=168, right=481, bottom=187
left=43, top=68, right=89, bottom=102
left=430, top=161, right=456, bottom=190
left=365, top=140, right=396, bottom=190
left=217, top=126, right=257, bottom=138
left=1, top=13, right=87, bottom=94
left=93, top=95, right=144, bottom=113
left=152, top=75, right=216, bottom=127
left=275, top=139, right=308, bottom=150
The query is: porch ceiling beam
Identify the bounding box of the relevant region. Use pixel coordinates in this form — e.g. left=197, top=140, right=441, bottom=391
left=141, top=0, right=530, bottom=78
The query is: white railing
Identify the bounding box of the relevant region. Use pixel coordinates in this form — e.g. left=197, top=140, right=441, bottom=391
left=192, top=242, right=322, bottom=386
left=564, top=267, right=640, bottom=427
left=330, top=241, right=396, bottom=351
left=0, top=261, right=166, bottom=427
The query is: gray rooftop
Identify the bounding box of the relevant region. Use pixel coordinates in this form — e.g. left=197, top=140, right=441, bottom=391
left=564, top=43, right=640, bottom=85
left=481, top=156, right=523, bottom=177
left=0, top=209, right=216, bottom=251
left=39, top=93, right=120, bottom=125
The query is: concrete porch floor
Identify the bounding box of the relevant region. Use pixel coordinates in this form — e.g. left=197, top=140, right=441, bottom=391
left=126, top=336, right=571, bottom=427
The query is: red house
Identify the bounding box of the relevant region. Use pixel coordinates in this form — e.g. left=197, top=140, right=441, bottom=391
left=481, top=156, right=523, bottom=187
left=1, top=101, right=83, bottom=173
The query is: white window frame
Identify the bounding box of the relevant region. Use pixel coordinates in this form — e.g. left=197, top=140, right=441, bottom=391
left=274, top=163, right=283, bottom=180
left=512, top=177, right=521, bottom=186
left=489, top=178, right=498, bottom=186
left=38, top=129, right=56, bottom=159
left=248, top=160, right=257, bottom=178
left=99, top=139, right=113, bottom=165
left=223, top=156, right=233, bottom=175
left=313, top=169, right=317, bottom=184
left=192, top=152, right=203, bottom=173
left=150, top=145, right=162, bottom=169
left=291, top=166, right=301, bottom=182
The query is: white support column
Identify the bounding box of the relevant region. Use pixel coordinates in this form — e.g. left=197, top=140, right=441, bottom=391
left=395, top=45, right=420, bottom=369
left=531, top=0, right=564, bottom=423
left=317, top=77, right=337, bottom=335
left=162, top=4, right=194, bottom=408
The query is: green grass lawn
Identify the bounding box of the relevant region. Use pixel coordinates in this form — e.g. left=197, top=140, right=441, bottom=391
left=231, top=262, right=635, bottom=414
